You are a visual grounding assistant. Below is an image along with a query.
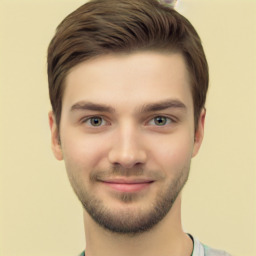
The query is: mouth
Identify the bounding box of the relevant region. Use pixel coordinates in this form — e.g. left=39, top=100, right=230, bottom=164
left=100, top=178, right=154, bottom=193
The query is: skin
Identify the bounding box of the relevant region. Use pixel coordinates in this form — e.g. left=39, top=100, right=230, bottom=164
left=49, top=51, right=205, bottom=256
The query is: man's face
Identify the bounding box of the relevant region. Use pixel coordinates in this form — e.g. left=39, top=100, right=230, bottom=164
left=49, top=52, right=204, bottom=234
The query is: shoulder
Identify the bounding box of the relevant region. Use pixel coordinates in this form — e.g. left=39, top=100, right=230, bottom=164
left=203, top=245, right=231, bottom=256
left=191, top=235, right=232, bottom=256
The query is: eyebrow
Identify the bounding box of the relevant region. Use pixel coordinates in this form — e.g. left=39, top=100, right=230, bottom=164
left=70, top=99, right=186, bottom=114
left=70, top=101, right=115, bottom=113
left=139, top=99, right=187, bottom=113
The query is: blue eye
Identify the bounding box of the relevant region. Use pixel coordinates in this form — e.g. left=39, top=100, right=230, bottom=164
left=149, top=116, right=172, bottom=126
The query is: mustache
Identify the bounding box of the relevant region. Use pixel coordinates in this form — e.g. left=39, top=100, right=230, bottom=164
left=90, top=165, right=164, bottom=181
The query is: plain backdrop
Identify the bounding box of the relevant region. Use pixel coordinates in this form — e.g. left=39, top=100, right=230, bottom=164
left=0, top=0, right=255, bottom=256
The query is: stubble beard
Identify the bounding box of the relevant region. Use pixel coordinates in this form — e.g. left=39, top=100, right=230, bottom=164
left=67, top=164, right=190, bottom=235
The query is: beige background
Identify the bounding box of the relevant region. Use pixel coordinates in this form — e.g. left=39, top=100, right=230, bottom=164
left=0, top=0, right=255, bottom=256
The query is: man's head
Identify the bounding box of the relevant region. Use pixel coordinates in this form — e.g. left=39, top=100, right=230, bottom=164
left=48, top=0, right=208, bottom=235
left=48, top=0, right=208, bottom=132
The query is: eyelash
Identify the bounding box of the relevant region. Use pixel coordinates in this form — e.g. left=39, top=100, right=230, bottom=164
left=81, top=116, right=108, bottom=127
left=147, top=116, right=174, bottom=126
left=81, top=115, right=176, bottom=127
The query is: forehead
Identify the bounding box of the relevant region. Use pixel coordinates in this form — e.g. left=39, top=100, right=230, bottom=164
left=62, top=51, right=193, bottom=111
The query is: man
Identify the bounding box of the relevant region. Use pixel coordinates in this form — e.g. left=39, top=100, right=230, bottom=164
left=47, top=0, right=231, bottom=255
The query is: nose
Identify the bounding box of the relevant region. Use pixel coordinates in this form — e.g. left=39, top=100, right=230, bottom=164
left=108, top=124, right=147, bottom=168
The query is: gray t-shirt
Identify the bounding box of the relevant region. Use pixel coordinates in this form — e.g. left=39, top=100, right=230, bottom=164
left=79, top=235, right=231, bottom=256
left=192, top=236, right=231, bottom=256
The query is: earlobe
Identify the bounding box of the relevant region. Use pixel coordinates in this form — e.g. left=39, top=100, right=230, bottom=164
left=192, top=108, right=206, bottom=157
left=48, top=111, right=63, bottom=160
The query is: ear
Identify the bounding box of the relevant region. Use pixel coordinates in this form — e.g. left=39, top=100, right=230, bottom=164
left=192, top=108, right=206, bottom=157
left=48, top=111, right=63, bottom=160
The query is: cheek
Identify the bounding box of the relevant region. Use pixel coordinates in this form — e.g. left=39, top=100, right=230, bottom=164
left=60, top=129, right=109, bottom=169
left=150, top=132, right=194, bottom=170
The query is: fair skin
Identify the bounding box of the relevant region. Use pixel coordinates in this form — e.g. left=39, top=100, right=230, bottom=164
left=49, top=51, right=205, bottom=256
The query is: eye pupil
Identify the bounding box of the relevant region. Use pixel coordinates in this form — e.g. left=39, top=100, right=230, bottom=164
left=90, top=117, right=102, bottom=126
left=154, top=116, right=167, bottom=126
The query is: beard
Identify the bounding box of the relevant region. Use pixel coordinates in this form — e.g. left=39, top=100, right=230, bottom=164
left=66, top=163, right=190, bottom=235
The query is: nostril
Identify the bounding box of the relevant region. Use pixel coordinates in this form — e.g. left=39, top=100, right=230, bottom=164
left=108, top=149, right=147, bottom=168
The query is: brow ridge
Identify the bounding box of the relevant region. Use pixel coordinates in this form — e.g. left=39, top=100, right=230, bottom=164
left=139, top=99, right=187, bottom=113
left=71, top=101, right=115, bottom=113
left=70, top=99, right=186, bottom=114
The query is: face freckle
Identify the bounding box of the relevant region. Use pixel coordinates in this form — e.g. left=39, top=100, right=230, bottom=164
left=52, top=51, right=204, bottom=234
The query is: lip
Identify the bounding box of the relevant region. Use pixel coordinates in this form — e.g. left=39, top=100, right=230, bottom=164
left=100, top=179, right=154, bottom=193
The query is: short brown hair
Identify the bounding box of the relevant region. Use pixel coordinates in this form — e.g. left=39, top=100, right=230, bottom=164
left=47, top=0, right=208, bottom=130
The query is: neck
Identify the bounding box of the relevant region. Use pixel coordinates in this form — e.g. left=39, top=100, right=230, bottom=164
left=83, top=195, right=193, bottom=256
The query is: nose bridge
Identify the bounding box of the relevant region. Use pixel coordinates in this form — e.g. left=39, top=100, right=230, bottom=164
left=108, top=120, right=147, bottom=168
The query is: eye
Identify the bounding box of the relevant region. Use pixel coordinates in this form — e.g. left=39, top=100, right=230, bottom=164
left=83, top=116, right=106, bottom=127
left=148, top=116, right=172, bottom=126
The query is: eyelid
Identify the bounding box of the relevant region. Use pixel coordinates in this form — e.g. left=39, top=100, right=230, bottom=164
left=81, top=115, right=110, bottom=127
left=146, top=115, right=176, bottom=126
left=79, top=114, right=178, bottom=127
